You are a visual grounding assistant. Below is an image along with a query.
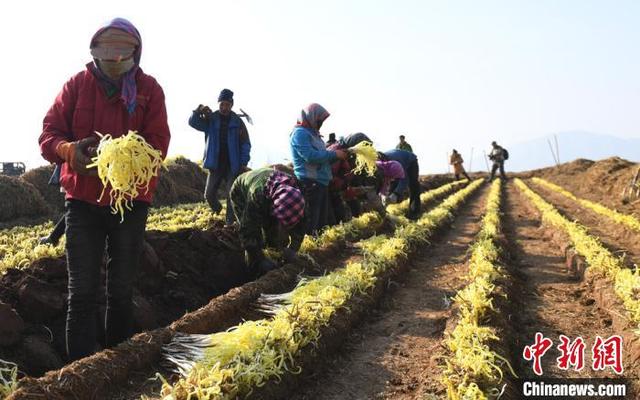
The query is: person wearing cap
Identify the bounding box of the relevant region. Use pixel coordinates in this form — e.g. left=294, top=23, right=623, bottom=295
left=450, top=149, right=471, bottom=181
left=189, top=88, right=251, bottom=225
left=338, top=132, right=372, bottom=149
left=289, top=103, right=348, bottom=234
left=230, top=167, right=306, bottom=275
left=325, top=132, right=337, bottom=147
left=38, top=18, right=171, bottom=361
left=396, top=135, right=413, bottom=153
left=380, top=149, right=421, bottom=218
left=488, top=141, right=508, bottom=180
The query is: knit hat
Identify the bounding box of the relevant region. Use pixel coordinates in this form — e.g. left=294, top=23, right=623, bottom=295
left=218, top=88, right=234, bottom=103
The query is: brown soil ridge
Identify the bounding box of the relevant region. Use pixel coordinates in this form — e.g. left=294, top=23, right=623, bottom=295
left=527, top=156, right=640, bottom=217
left=104, top=184, right=465, bottom=399
left=504, top=182, right=639, bottom=397
left=0, top=225, right=248, bottom=378
left=0, top=156, right=208, bottom=226
left=286, top=186, right=490, bottom=400
left=529, top=179, right=640, bottom=269
left=5, top=212, right=392, bottom=400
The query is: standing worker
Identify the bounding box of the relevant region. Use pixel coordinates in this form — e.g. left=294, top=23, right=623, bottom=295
left=381, top=149, right=421, bottom=219
left=230, top=167, right=306, bottom=276
left=189, top=88, right=251, bottom=225
left=289, top=103, right=348, bottom=234
left=450, top=149, right=471, bottom=181
left=488, top=141, right=508, bottom=180
left=326, top=133, right=337, bottom=147
left=396, top=135, right=413, bottom=153
left=38, top=18, right=171, bottom=361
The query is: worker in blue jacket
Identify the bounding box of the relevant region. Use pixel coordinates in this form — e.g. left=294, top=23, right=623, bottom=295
left=189, top=88, right=251, bottom=225
left=381, top=149, right=421, bottom=219
left=290, top=103, right=348, bottom=234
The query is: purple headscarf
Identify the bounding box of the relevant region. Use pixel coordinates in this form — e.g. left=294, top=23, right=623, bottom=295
left=376, top=160, right=405, bottom=195
left=295, top=103, right=330, bottom=133
left=90, top=18, right=142, bottom=114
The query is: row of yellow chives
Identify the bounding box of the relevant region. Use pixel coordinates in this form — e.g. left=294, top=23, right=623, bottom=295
left=531, top=177, right=640, bottom=233
left=516, top=179, right=640, bottom=332
left=159, top=179, right=484, bottom=399
left=442, top=179, right=516, bottom=400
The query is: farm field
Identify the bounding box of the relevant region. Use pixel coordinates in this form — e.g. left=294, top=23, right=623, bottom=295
left=1, top=160, right=640, bottom=399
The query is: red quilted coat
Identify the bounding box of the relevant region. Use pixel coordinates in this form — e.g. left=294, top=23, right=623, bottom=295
left=39, top=64, right=171, bottom=205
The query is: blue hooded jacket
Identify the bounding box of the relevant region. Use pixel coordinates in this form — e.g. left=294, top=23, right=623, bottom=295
left=290, top=126, right=337, bottom=186
left=189, top=110, right=251, bottom=174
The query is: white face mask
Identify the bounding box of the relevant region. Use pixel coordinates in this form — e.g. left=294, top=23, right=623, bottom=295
left=97, top=57, right=135, bottom=80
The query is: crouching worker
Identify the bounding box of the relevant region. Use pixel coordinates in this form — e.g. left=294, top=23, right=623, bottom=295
left=230, top=167, right=306, bottom=277
left=381, top=149, right=422, bottom=219
left=376, top=160, right=406, bottom=205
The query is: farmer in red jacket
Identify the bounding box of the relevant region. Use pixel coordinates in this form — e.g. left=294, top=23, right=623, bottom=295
left=38, top=18, right=171, bottom=361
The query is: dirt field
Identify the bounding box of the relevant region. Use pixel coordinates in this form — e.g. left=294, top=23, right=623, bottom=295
left=3, top=161, right=640, bottom=399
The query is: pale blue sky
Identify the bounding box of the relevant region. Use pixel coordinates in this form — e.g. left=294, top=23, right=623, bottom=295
left=1, top=0, right=638, bottom=173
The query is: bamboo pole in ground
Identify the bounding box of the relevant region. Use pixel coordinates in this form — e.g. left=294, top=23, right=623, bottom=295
left=483, top=151, right=490, bottom=173
left=547, top=139, right=559, bottom=166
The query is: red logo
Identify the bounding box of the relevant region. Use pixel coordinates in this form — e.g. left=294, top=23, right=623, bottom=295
left=592, top=335, right=624, bottom=374
left=523, top=332, right=554, bottom=376
left=523, top=333, right=624, bottom=375
left=557, top=335, right=586, bottom=371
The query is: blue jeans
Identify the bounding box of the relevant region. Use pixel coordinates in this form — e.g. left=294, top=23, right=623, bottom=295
left=64, top=199, right=148, bottom=361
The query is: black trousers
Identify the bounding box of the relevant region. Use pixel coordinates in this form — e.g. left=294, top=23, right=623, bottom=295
left=204, top=164, right=237, bottom=225
left=300, top=179, right=329, bottom=235
left=407, top=160, right=421, bottom=218
left=328, top=190, right=348, bottom=225
left=64, top=199, right=148, bottom=361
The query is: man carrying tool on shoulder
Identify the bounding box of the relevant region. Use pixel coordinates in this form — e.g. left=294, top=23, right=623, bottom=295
left=189, top=88, right=251, bottom=225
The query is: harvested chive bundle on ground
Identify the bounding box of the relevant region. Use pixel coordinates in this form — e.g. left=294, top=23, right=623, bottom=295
left=0, top=359, right=18, bottom=398
left=349, top=141, right=378, bottom=176
left=88, top=130, right=163, bottom=221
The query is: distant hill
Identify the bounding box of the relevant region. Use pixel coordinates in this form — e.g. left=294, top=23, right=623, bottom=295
left=505, top=131, right=640, bottom=172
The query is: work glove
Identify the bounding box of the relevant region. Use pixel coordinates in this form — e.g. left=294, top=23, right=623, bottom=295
left=55, top=136, right=99, bottom=176
left=256, top=258, right=278, bottom=274
left=381, top=193, right=398, bottom=206
left=246, top=248, right=277, bottom=275
left=195, top=104, right=213, bottom=119
left=282, top=247, right=298, bottom=264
